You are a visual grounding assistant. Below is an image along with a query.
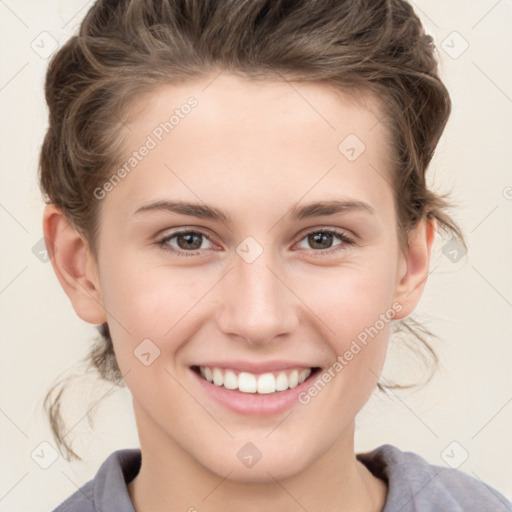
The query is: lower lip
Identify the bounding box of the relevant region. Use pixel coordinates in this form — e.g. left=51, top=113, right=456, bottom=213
left=190, top=367, right=319, bottom=416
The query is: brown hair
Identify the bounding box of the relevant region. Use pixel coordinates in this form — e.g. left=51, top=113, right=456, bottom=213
left=39, top=0, right=467, bottom=461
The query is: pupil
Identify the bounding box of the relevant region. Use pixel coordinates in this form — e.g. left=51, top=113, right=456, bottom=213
left=179, top=233, right=201, bottom=250
left=310, top=232, right=332, bottom=249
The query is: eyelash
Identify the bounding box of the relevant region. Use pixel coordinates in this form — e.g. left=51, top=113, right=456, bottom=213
left=155, top=228, right=356, bottom=258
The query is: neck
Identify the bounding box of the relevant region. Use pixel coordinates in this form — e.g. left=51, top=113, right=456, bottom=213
left=127, top=408, right=387, bottom=512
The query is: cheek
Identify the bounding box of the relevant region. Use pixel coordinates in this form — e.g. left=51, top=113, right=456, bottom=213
left=305, top=255, right=398, bottom=341
left=101, top=253, right=204, bottom=333
left=99, top=256, right=206, bottom=378
left=102, top=261, right=194, bottom=407
left=297, top=254, right=397, bottom=399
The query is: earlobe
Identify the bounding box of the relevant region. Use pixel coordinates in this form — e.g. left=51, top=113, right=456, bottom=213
left=42, top=204, right=107, bottom=325
left=392, top=215, right=436, bottom=320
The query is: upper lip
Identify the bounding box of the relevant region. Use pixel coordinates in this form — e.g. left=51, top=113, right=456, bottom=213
left=192, top=360, right=319, bottom=374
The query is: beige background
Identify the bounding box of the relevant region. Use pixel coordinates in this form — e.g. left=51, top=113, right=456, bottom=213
left=0, top=0, right=511, bottom=510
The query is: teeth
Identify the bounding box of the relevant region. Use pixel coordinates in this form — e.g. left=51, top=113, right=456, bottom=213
left=257, top=373, right=275, bottom=394
left=212, top=368, right=224, bottom=386
left=289, top=369, right=299, bottom=388
left=198, top=366, right=312, bottom=394
left=276, top=372, right=289, bottom=391
left=223, top=370, right=238, bottom=390
left=239, top=372, right=257, bottom=393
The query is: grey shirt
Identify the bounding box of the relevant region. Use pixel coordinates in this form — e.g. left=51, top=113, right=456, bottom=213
left=51, top=444, right=512, bottom=511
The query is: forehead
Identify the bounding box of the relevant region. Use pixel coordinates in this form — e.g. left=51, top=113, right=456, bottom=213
left=102, top=73, right=395, bottom=224
left=127, top=72, right=386, bottom=139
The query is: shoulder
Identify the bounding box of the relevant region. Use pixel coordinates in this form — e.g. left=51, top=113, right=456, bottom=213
left=50, top=449, right=141, bottom=512
left=356, top=444, right=512, bottom=512
left=51, top=480, right=94, bottom=512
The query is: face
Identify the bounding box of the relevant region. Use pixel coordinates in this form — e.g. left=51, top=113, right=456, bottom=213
left=88, top=73, right=414, bottom=482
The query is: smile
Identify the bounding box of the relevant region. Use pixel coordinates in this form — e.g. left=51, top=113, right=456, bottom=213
left=191, top=365, right=320, bottom=394
left=190, top=362, right=324, bottom=416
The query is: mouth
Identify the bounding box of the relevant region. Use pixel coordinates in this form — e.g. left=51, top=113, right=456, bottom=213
left=190, top=365, right=322, bottom=395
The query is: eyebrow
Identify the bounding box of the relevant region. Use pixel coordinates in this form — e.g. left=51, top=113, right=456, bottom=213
left=133, top=198, right=375, bottom=224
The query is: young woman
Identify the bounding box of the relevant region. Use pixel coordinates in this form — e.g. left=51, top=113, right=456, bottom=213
left=39, top=0, right=511, bottom=510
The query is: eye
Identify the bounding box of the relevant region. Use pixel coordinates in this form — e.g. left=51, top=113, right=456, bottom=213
left=296, top=228, right=356, bottom=255
left=156, top=230, right=215, bottom=257
left=155, top=227, right=356, bottom=257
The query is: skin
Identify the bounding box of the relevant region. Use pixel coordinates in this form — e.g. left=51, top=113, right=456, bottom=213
left=44, top=72, right=435, bottom=512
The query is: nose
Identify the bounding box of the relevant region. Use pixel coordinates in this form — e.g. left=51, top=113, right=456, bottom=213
left=215, top=247, right=299, bottom=346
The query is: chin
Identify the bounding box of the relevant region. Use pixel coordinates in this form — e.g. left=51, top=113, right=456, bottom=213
left=198, top=444, right=311, bottom=484
left=217, top=461, right=303, bottom=484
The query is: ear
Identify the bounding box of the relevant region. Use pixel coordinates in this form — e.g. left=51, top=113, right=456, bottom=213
left=392, top=215, right=436, bottom=320
left=42, top=204, right=107, bottom=325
